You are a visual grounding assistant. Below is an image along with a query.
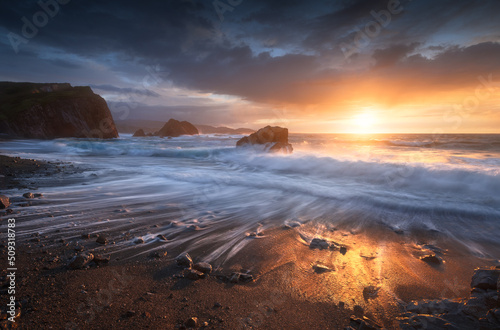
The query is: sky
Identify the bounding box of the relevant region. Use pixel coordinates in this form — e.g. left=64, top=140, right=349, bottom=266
left=1, top=0, right=499, bottom=133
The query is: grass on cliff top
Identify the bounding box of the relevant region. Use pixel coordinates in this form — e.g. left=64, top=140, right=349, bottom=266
left=0, top=82, right=94, bottom=120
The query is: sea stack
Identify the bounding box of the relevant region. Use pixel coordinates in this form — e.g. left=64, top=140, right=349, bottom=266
left=156, top=119, right=199, bottom=137
left=0, top=82, right=118, bottom=139
left=236, top=125, right=293, bottom=154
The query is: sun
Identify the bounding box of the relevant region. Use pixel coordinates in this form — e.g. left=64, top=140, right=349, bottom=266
left=351, top=111, right=378, bottom=133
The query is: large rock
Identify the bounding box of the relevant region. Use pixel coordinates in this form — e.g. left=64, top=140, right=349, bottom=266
left=236, top=126, right=293, bottom=153
left=0, top=82, right=119, bottom=139
left=0, top=195, right=10, bottom=209
left=156, top=119, right=198, bottom=137
left=132, top=128, right=146, bottom=137
left=471, top=268, right=500, bottom=290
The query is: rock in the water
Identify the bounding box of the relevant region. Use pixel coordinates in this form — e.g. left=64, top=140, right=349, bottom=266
left=23, top=192, right=35, bottom=199
left=134, top=238, right=145, bottom=244
left=420, top=254, right=441, bottom=265
left=0, top=195, right=10, bottom=209
left=186, top=317, right=198, bottom=328
left=471, top=268, right=500, bottom=290
left=156, top=118, right=198, bottom=137
left=176, top=252, right=193, bottom=268
left=236, top=125, right=293, bottom=154
left=81, top=233, right=90, bottom=239
left=133, top=128, right=146, bottom=137
left=193, top=262, right=212, bottom=274
left=34, top=193, right=43, bottom=198
left=186, top=269, right=205, bottom=280
left=156, top=234, right=167, bottom=241
left=96, top=235, right=108, bottom=245
left=69, top=253, right=94, bottom=269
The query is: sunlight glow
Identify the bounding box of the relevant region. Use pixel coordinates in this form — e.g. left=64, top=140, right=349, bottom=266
left=350, top=111, right=378, bottom=133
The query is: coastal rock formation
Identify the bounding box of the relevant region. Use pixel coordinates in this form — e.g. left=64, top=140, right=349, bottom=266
left=236, top=126, right=293, bottom=153
left=132, top=119, right=199, bottom=138
left=399, top=267, right=500, bottom=329
left=156, top=119, right=199, bottom=137
left=0, top=82, right=119, bottom=139
left=132, top=128, right=146, bottom=137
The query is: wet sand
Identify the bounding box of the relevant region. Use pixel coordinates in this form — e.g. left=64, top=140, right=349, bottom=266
left=1, top=154, right=499, bottom=329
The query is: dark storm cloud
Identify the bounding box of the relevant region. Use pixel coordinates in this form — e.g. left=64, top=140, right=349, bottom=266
left=1, top=0, right=499, bottom=115
left=90, top=84, right=160, bottom=97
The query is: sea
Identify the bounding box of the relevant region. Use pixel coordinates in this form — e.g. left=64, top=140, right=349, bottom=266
left=1, top=133, right=500, bottom=261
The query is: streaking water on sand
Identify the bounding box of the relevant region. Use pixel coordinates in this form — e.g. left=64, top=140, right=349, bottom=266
left=2, top=133, right=500, bottom=262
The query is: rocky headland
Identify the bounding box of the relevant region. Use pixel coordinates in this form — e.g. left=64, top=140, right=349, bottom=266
left=0, top=82, right=118, bottom=139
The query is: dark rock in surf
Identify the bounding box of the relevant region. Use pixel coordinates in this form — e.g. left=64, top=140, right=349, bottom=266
left=156, top=119, right=198, bottom=137
left=23, top=192, right=35, bottom=199
left=96, top=235, right=108, bottom=245
left=69, top=253, right=94, bottom=269
left=133, top=128, right=146, bottom=137
left=176, top=252, right=193, bottom=268
left=0, top=195, right=10, bottom=209
left=236, top=126, right=293, bottom=154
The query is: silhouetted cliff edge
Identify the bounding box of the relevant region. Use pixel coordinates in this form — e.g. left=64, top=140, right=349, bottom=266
left=0, top=82, right=118, bottom=139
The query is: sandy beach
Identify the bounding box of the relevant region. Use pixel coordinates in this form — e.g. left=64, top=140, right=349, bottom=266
left=1, top=152, right=499, bottom=329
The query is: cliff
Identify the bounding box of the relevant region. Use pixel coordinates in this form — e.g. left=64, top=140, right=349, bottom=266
left=0, top=82, right=119, bottom=139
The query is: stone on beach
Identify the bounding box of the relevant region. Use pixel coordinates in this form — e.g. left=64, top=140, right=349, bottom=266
left=420, top=254, right=441, bottom=265
left=149, top=250, right=168, bottom=259
left=401, top=267, right=500, bottom=329
left=471, top=268, right=499, bottom=290
left=176, top=252, right=193, bottom=268
left=96, top=235, right=109, bottom=245
left=0, top=195, right=10, bottom=209
left=193, top=262, right=212, bottom=274
left=313, top=264, right=332, bottom=273
left=186, top=269, right=205, bottom=280
left=228, top=272, right=254, bottom=283
left=69, top=253, right=94, bottom=269
left=93, top=255, right=110, bottom=265
left=23, top=192, right=35, bottom=199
